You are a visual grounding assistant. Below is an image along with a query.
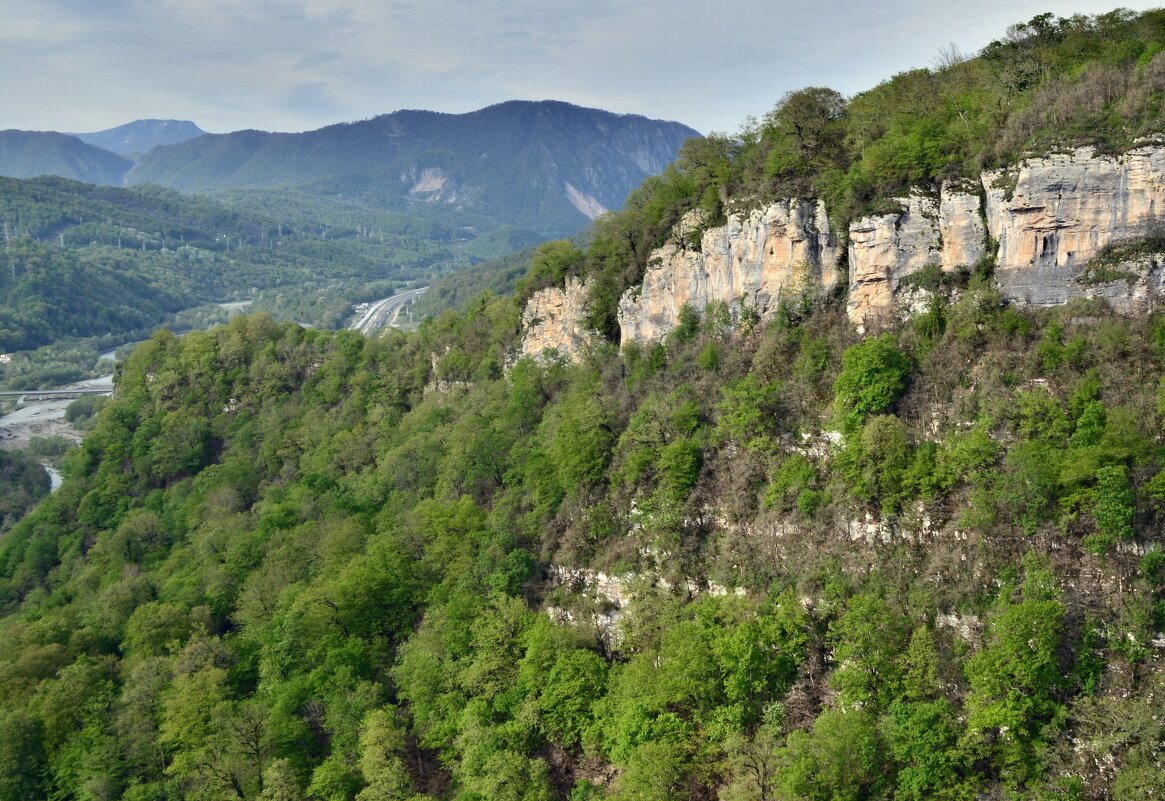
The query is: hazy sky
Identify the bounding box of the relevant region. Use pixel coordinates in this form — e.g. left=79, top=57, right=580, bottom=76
left=4, top=0, right=1163, bottom=136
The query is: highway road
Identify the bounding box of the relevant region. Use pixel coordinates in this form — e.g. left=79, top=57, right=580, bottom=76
left=349, top=287, right=427, bottom=335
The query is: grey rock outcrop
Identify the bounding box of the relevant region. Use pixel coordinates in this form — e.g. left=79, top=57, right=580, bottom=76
left=617, top=201, right=841, bottom=345
left=984, top=145, right=1165, bottom=311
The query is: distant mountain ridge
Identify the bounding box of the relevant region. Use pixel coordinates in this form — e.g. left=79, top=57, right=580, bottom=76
left=75, top=119, right=206, bottom=156
left=0, top=173, right=546, bottom=351
left=0, top=102, right=698, bottom=237
left=128, top=101, right=700, bottom=236
left=0, top=130, right=131, bottom=185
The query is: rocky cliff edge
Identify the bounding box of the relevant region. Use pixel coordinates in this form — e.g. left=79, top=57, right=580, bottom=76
left=849, top=144, right=1165, bottom=329
left=518, top=144, right=1165, bottom=356
left=519, top=277, right=598, bottom=361
left=618, top=200, right=841, bottom=345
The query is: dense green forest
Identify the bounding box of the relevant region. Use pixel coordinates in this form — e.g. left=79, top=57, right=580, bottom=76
left=0, top=450, right=50, bottom=532
left=0, top=177, right=543, bottom=355
left=1, top=281, right=1163, bottom=801
left=2, top=9, right=1165, bottom=801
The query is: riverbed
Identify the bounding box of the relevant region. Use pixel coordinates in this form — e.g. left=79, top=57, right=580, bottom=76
left=0, top=375, right=113, bottom=451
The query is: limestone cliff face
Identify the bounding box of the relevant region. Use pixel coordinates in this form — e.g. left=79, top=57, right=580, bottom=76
left=519, top=147, right=1165, bottom=350
left=847, top=146, right=1165, bottom=327
left=617, top=201, right=841, bottom=345
left=984, top=145, right=1165, bottom=311
left=846, top=186, right=986, bottom=330
left=519, top=277, right=596, bottom=361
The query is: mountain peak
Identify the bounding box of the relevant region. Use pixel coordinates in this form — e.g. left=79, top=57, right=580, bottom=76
left=76, top=119, right=206, bottom=156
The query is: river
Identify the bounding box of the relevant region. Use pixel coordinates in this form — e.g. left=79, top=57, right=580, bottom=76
left=43, top=464, right=62, bottom=491
left=0, top=375, right=114, bottom=491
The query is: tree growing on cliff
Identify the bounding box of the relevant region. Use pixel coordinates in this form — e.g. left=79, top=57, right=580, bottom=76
left=517, top=240, right=584, bottom=302
left=832, top=334, right=911, bottom=433
left=762, top=87, right=848, bottom=189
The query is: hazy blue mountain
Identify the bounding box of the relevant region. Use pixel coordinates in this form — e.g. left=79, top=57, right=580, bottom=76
left=75, top=119, right=206, bottom=156
left=0, top=130, right=132, bottom=185
left=129, top=100, right=700, bottom=236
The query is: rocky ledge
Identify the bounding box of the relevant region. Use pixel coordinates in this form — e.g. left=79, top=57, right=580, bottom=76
left=519, top=277, right=597, bottom=361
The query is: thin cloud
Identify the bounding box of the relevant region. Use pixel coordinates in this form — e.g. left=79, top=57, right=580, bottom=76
left=280, top=82, right=344, bottom=118
left=2, top=0, right=1162, bottom=135
left=294, top=52, right=343, bottom=71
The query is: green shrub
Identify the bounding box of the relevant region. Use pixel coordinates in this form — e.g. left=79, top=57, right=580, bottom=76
left=1086, top=464, right=1135, bottom=553
left=656, top=438, right=704, bottom=502
left=764, top=454, right=819, bottom=513
left=673, top=303, right=702, bottom=343
left=696, top=342, right=721, bottom=371
left=836, top=414, right=911, bottom=516
left=833, top=335, right=911, bottom=432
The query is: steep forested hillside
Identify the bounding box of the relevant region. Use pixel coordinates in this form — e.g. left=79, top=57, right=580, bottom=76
left=0, top=450, right=50, bottom=532
left=2, top=9, right=1165, bottom=801
left=1, top=284, right=1163, bottom=801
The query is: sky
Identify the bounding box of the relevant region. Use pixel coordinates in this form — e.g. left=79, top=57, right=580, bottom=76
left=4, top=0, right=1164, bottom=137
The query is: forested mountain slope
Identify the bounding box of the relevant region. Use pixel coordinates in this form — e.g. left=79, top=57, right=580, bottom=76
left=0, top=131, right=132, bottom=186
left=0, top=100, right=697, bottom=352
left=127, top=101, right=699, bottom=237
left=0, top=176, right=540, bottom=353
left=1, top=9, right=1165, bottom=801
left=1, top=281, right=1163, bottom=801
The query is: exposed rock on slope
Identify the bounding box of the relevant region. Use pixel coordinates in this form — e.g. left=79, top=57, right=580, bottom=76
left=517, top=145, right=1165, bottom=351
left=520, top=277, right=597, bottom=361
left=984, top=145, right=1165, bottom=311
left=847, top=186, right=986, bottom=330
left=618, top=201, right=841, bottom=345
left=847, top=146, right=1165, bottom=328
